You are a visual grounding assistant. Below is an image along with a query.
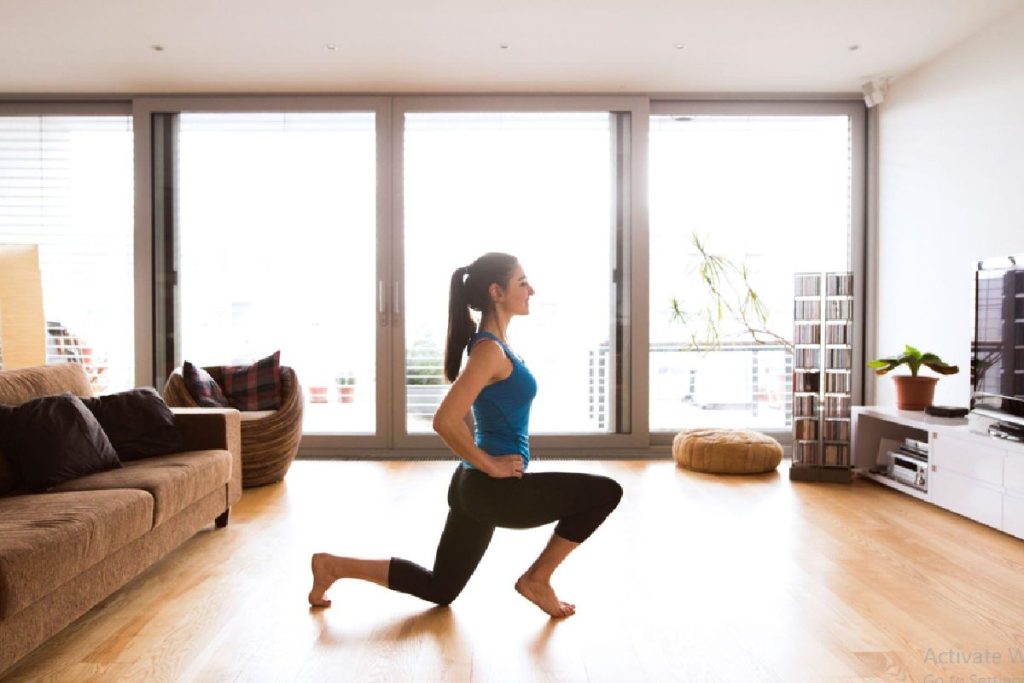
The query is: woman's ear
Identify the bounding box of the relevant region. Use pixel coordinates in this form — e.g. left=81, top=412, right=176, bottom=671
left=488, top=282, right=504, bottom=302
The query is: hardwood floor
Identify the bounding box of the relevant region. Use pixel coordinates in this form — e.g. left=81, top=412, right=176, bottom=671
left=5, top=458, right=1024, bottom=682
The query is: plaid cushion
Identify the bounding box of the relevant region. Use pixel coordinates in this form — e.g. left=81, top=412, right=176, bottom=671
left=221, top=350, right=282, bottom=411
left=182, top=361, right=230, bottom=408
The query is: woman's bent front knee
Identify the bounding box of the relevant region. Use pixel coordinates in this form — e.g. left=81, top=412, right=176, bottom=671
left=598, top=477, right=623, bottom=523
left=552, top=475, right=623, bottom=543
left=598, top=476, right=624, bottom=510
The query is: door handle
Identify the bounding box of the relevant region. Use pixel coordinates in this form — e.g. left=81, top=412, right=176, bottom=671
left=392, top=280, right=402, bottom=325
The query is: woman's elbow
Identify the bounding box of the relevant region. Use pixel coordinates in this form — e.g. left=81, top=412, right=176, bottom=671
left=432, top=411, right=454, bottom=437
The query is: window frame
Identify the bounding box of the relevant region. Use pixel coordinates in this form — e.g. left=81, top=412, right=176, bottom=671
left=0, top=93, right=866, bottom=459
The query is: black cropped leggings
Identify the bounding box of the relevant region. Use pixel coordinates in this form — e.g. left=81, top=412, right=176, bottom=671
left=388, top=466, right=623, bottom=606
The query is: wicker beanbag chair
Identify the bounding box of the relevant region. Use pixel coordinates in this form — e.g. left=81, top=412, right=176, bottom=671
left=672, top=428, right=782, bottom=474
left=163, top=365, right=303, bottom=488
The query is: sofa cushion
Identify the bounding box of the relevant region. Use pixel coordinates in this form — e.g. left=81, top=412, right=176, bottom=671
left=221, top=350, right=282, bottom=411
left=0, top=363, right=92, bottom=406
left=50, top=450, right=231, bottom=527
left=0, top=489, right=154, bottom=619
left=0, top=394, right=122, bottom=492
left=81, top=387, right=187, bottom=461
left=182, top=362, right=230, bottom=408
left=1, top=364, right=95, bottom=494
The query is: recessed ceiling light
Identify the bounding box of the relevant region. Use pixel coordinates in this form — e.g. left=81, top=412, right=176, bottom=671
left=151, top=44, right=164, bottom=52
left=848, top=44, right=860, bottom=51
left=325, top=43, right=337, bottom=51
left=674, top=43, right=685, bottom=50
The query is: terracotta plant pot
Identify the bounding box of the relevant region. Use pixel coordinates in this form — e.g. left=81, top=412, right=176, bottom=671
left=893, top=375, right=938, bottom=411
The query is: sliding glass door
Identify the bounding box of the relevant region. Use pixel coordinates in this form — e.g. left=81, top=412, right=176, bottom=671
left=648, top=103, right=864, bottom=437
left=401, top=111, right=620, bottom=437
left=395, top=99, right=645, bottom=450
left=164, top=108, right=384, bottom=442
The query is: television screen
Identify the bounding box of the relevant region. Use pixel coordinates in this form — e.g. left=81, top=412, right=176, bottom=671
left=972, top=255, right=1024, bottom=425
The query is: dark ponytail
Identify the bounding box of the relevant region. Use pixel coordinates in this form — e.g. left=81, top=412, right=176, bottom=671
left=444, top=266, right=474, bottom=382
left=443, top=252, right=518, bottom=382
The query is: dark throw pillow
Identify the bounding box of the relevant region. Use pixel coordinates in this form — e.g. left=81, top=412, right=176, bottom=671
left=0, top=393, right=121, bottom=492
left=0, top=406, right=21, bottom=494
left=221, top=350, right=282, bottom=411
left=81, top=387, right=188, bottom=461
left=182, top=361, right=230, bottom=408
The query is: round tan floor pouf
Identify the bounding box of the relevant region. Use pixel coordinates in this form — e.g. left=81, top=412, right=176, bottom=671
left=672, top=428, right=783, bottom=474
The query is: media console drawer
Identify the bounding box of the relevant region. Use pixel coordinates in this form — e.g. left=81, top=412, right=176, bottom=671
left=1003, top=493, right=1024, bottom=540
left=932, top=433, right=1004, bottom=487
left=1004, top=451, right=1024, bottom=496
left=930, top=467, right=1003, bottom=530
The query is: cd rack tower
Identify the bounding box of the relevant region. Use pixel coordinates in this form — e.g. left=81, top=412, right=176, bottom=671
left=790, top=272, right=854, bottom=483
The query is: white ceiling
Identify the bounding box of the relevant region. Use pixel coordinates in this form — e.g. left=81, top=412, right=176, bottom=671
left=0, top=0, right=1021, bottom=95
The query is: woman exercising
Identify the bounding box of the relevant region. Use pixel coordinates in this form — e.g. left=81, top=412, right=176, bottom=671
left=309, top=252, right=623, bottom=618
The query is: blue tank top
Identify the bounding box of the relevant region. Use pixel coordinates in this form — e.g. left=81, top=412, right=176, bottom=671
left=462, top=331, right=538, bottom=470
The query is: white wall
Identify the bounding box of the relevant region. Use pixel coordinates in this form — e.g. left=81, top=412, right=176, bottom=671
left=875, top=5, right=1024, bottom=407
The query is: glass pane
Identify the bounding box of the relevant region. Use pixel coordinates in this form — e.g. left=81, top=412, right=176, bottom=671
left=404, top=112, right=615, bottom=434
left=177, top=112, right=376, bottom=434
left=0, top=116, right=134, bottom=393
left=649, top=115, right=851, bottom=431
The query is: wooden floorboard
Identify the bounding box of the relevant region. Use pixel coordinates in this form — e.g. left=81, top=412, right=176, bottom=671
left=5, top=459, right=1024, bottom=682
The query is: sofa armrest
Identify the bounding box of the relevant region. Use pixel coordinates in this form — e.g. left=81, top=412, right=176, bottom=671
left=171, top=408, right=242, bottom=507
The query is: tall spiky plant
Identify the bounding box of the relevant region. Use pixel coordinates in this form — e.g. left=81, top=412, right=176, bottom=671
left=669, top=234, right=792, bottom=352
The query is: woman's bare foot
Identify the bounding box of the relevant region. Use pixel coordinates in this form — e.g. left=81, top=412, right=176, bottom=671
left=515, top=575, right=576, bottom=618
left=309, top=553, right=338, bottom=608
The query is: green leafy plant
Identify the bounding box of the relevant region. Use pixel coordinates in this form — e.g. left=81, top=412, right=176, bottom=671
left=867, top=345, right=959, bottom=377
left=670, top=234, right=792, bottom=352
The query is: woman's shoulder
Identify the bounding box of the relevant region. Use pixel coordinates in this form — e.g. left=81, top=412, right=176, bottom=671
left=469, top=331, right=505, bottom=352
left=468, top=334, right=505, bottom=357
left=467, top=335, right=513, bottom=381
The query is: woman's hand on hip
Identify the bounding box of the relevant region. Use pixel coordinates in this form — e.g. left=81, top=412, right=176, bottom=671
left=487, top=455, right=525, bottom=479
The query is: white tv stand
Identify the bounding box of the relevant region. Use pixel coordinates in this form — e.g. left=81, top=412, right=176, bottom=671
left=852, top=406, right=1024, bottom=540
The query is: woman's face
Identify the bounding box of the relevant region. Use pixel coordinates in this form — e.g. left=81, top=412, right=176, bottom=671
left=496, top=264, right=535, bottom=316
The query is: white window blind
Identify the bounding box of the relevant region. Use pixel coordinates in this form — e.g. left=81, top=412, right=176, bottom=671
left=0, top=115, right=134, bottom=392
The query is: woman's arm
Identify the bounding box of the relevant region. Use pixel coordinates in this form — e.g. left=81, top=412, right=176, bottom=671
left=432, top=341, right=522, bottom=478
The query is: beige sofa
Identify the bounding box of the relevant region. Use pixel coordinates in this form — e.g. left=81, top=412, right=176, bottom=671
left=0, top=364, right=241, bottom=676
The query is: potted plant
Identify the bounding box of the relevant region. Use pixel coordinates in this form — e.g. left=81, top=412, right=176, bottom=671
left=867, top=344, right=959, bottom=410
